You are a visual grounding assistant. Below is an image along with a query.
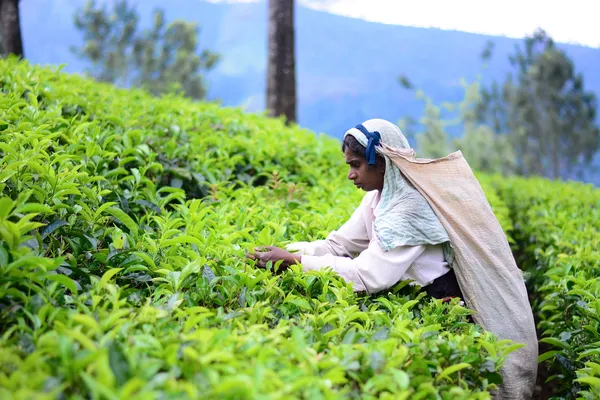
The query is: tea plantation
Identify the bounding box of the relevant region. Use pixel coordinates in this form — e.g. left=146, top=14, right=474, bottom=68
left=0, top=57, right=598, bottom=399
left=491, top=176, right=600, bottom=399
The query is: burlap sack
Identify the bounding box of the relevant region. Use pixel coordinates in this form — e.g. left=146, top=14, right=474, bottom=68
left=381, top=144, right=538, bottom=399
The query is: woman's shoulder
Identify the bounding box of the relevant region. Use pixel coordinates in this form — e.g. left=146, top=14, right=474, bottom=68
left=361, top=190, right=381, bottom=208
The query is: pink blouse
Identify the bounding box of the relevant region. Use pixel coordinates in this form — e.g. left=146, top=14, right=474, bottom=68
left=286, top=190, right=450, bottom=294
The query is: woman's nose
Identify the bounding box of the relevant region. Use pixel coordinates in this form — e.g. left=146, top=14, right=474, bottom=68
left=348, top=170, right=356, bottom=180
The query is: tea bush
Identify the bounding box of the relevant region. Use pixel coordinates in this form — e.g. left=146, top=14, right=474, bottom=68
left=1, top=58, right=520, bottom=399
left=493, top=175, right=600, bottom=399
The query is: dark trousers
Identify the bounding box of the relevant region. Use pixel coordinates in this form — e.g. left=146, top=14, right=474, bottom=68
left=423, top=268, right=464, bottom=300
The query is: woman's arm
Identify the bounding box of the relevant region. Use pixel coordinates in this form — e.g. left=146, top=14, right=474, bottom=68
left=249, top=234, right=429, bottom=294
left=300, top=240, right=427, bottom=294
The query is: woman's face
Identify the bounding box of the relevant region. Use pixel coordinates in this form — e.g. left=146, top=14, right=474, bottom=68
left=344, top=147, right=385, bottom=192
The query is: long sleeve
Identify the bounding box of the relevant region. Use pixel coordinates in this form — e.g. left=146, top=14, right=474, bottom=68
left=286, top=193, right=372, bottom=257
left=300, top=239, right=427, bottom=294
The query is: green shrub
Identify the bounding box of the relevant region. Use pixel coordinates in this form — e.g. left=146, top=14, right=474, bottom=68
left=0, top=57, right=519, bottom=399
left=492, top=175, right=600, bottom=399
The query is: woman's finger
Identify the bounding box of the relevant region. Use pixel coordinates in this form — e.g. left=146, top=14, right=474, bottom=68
left=255, top=257, right=266, bottom=268
left=253, top=251, right=269, bottom=261
left=254, top=246, right=276, bottom=252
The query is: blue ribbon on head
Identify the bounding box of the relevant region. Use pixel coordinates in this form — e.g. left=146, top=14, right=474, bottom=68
left=354, top=124, right=381, bottom=165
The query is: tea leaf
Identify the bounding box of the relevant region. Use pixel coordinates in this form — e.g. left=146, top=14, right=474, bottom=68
left=258, top=226, right=272, bottom=244
left=539, top=337, right=570, bottom=350
left=72, top=314, right=101, bottom=335
left=45, top=273, right=78, bottom=295
left=81, top=372, right=119, bottom=400
left=0, top=197, right=15, bottom=219
left=538, top=350, right=560, bottom=363
left=575, top=377, right=600, bottom=387
left=436, top=363, right=472, bottom=382
left=15, top=203, right=54, bottom=215
left=100, top=268, right=124, bottom=289
left=108, top=341, right=131, bottom=386
left=41, top=220, right=69, bottom=239
left=105, top=207, right=138, bottom=236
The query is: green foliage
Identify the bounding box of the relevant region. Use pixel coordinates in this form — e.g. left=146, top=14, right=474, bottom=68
left=414, top=93, right=451, bottom=159
left=71, top=0, right=219, bottom=99
left=0, top=57, right=521, bottom=398
left=478, top=29, right=600, bottom=179
left=451, top=82, right=517, bottom=176
left=491, top=175, right=600, bottom=398
left=400, top=80, right=517, bottom=176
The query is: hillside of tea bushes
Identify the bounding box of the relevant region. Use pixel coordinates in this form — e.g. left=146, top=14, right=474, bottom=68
left=0, top=57, right=597, bottom=399
left=490, top=176, right=600, bottom=399
left=0, top=58, right=518, bottom=399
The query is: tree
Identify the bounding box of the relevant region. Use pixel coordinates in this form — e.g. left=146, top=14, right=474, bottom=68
left=0, top=0, right=24, bottom=58
left=266, top=0, right=296, bottom=125
left=478, top=29, right=600, bottom=179
left=399, top=77, right=517, bottom=175
left=415, top=93, right=451, bottom=159
left=452, top=81, right=517, bottom=175
left=72, top=0, right=219, bottom=100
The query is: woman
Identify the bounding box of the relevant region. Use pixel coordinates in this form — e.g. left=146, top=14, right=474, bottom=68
left=249, top=118, right=539, bottom=399
left=248, top=118, right=463, bottom=301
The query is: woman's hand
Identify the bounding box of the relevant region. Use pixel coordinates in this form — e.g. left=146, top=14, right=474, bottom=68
left=245, top=246, right=301, bottom=272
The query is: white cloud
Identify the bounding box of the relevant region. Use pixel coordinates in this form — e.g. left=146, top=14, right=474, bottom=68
left=209, top=0, right=600, bottom=48
left=300, top=0, right=600, bottom=48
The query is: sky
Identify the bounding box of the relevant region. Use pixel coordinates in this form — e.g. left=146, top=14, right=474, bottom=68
left=209, top=0, right=600, bottom=48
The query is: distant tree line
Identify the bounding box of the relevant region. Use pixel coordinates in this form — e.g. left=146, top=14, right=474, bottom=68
left=71, top=0, right=219, bottom=100
left=478, top=30, right=599, bottom=180
left=400, top=29, right=600, bottom=181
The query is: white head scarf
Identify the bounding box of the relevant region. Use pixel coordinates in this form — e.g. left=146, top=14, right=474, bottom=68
left=344, top=118, right=451, bottom=252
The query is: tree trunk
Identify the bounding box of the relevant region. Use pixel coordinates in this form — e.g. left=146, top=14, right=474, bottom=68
left=1, top=0, right=24, bottom=58
left=266, top=0, right=296, bottom=125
